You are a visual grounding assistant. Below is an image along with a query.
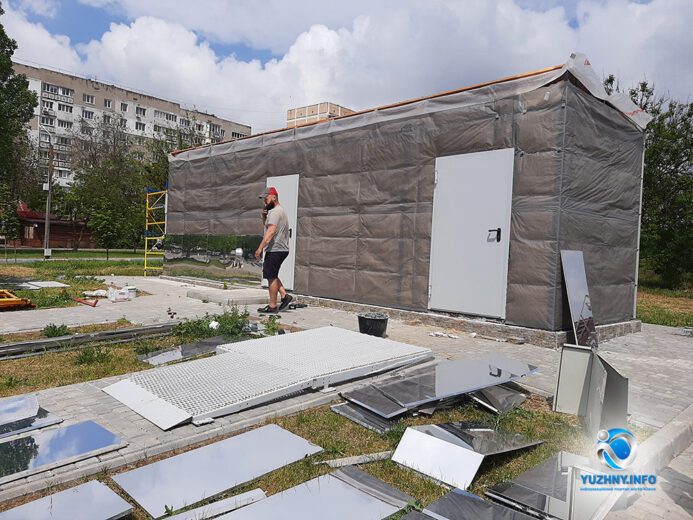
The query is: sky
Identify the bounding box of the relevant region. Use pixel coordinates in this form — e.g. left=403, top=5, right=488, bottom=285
left=2, top=0, right=691, bottom=133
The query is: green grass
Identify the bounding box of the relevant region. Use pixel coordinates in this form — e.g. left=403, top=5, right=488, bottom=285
left=0, top=249, right=144, bottom=259
left=74, top=345, right=113, bottom=365
left=41, top=323, right=71, bottom=337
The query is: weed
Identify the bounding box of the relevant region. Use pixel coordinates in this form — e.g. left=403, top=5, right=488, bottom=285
left=42, top=323, right=70, bottom=338
left=2, top=375, right=29, bottom=388
left=223, top=281, right=228, bottom=290
left=116, top=317, right=131, bottom=325
left=382, top=418, right=407, bottom=446
left=173, top=307, right=250, bottom=341
left=263, top=315, right=281, bottom=336
left=75, top=346, right=112, bottom=365
left=323, top=440, right=348, bottom=457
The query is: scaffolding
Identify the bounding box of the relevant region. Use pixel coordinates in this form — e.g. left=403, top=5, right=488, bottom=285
left=144, top=185, right=167, bottom=277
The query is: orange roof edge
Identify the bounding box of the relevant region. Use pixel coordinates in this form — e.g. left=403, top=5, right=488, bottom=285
left=171, top=64, right=564, bottom=157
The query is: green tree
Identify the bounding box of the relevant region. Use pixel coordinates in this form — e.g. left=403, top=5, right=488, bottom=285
left=52, top=185, right=89, bottom=251
left=604, top=75, right=693, bottom=287
left=0, top=2, right=38, bottom=198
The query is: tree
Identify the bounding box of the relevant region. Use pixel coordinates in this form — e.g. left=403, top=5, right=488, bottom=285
left=604, top=75, right=693, bottom=287
left=0, top=1, right=38, bottom=198
left=52, top=185, right=89, bottom=251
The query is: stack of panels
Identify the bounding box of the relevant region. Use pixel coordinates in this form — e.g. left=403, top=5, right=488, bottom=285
left=217, top=466, right=414, bottom=520
left=0, top=394, right=63, bottom=440
left=104, top=327, right=432, bottom=430
left=336, top=355, right=536, bottom=432
left=401, top=489, right=535, bottom=519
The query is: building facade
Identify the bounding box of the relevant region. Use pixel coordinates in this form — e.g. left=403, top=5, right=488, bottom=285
left=286, top=102, right=354, bottom=128
left=13, top=62, right=251, bottom=187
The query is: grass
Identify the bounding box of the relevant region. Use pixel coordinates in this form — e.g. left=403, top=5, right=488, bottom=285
left=637, top=289, right=693, bottom=327
left=41, top=323, right=70, bottom=337
left=0, top=320, right=135, bottom=344
left=1, top=249, right=144, bottom=259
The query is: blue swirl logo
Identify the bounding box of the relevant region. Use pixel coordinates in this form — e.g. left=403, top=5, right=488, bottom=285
left=597, top=428, right=637, bottom=470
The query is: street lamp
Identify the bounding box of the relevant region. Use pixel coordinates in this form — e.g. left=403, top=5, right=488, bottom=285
left=39, top=124, right=54, bottom=259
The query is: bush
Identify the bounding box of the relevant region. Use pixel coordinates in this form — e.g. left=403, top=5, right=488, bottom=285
left=42, top=323, right=70, bottom=337
left=173, top=307, right=250, bottom=341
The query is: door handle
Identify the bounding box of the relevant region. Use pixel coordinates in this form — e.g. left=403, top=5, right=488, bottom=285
left=289, top=228, right=292, bottom=238
left=488, top=228, right=501, bottom=242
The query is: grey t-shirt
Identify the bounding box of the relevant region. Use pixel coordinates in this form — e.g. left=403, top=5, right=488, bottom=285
left=265, top=205, right=289, bottom=252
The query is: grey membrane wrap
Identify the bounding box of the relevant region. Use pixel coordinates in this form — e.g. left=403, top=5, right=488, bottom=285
left=217, top=466, right=414, bottom=519
left=167, top=53, right=647, bottom=331
left=0, top=420, right=126, bottom=485
left=0, top=480, right=133, bottom=520
left=423, top=488, right=535, bottom=519
left=342, top=355, right=536, bottom=418
left=0, top=407, right=63, bottom=440
left=0, top=394, right=39, bottom=427
left=164, top=489, right=266, bottom=520
left=393, top=423, right=540, bottom=489
left=112, top=424, right=322, bottom=518
left=105, top=327, right=431, bottom=429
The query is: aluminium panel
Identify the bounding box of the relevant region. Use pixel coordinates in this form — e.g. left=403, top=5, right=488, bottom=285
left=553, top=344, right=592, bottom=415
left=0, top=394, right=39, bottom=427
left=0, top=480, right=132, bottom=520
left=0, top=420, right=126, bottom=485
left=164, top=489, right=266, bottom=520
left=485, top=482, right=569, bottom=520
left=430, top=422, right=541, bottom=455
left=423, top=488, right=535, bottom=520
left=392, top=427, right=485, bottom=490
left=599, top=356, right=629, bottom=432
left=103, top=379, right=191, bottom=430
left=331, top=402, right=395, bottom=434
left=0, top=407, right=62, bottom=440
left=585, top=354, right=607, bottom=439
left=112, top=424, right=322, bottom=518
left=560, top=250, right=598, bottom=348
left=217, top=468, right=412, bottom=520
left=106, top=327, right=431, bottom=427
left=469, top=384, right=527, bottom=414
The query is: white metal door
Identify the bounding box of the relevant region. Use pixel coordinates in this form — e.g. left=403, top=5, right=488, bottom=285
left=265, top=174, right=299, bottom=290
left=428, top=148, right=514, bottom=318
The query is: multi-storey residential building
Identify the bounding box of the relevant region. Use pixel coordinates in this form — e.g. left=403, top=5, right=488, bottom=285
left=286, top=102, right=354, bottom=128
left=14, top=62, right=251, bottom=187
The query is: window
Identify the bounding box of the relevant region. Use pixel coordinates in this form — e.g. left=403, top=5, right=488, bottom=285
left=42, top=83, right=58, bottom=94
left=60, top=87, right=74, bottom=97
left=195, top=123, right=204, bottom=132
left=231, top=132, right=247, bottom=138
left=41, top=116, right=55, bottom=125
left=120, top=118, right=127, bottom=128
left=24, top=226, right=34, bottom=240
left=55, top=152, right=70, bottom=161
left=39, top=133, right=51, bottom=143
left=136, top=107, right=146, bottom=116
left=57, top=136, right=71, bottom=145
left=180, top=118, right=190, bottom=127
left=165, top=113, right=177, bottom=122
left=83, top=94, right=95, bottom=104
left=154, top=109, right=165, bottom=118
left=103, top=115, right=111, bottom=123
left=82, top=109, right=94, bottom=119
left=42, top=100, right=54, bottom=109
left=120, top=102, right=128, bottom=112
left=134, top=136, right=146, bottom=145
left=154, top=124, right=163, bottom=133
left=220, top=129, right=225, bottom=138
left=40, top=150, right=49, bottom=159
left=104, top=99, right=112, bottom=108
left=135, top=121, right=146, bottom=131
left=133, top=151, right=145, bottom=161
left=58, top=103, right=73, bottom=113
left=57, top=120, right=73, bottom=129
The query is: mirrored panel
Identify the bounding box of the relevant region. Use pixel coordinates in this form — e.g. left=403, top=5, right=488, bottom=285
left=560, top=250, right=598, bottom=348
left=0, top=394, right=39, bottom=427
left=165, top=489, right=266, bottom=520
left=0, top=408, right=63, bottom=440
left=331, top=403, right=395, bottom=434
left=485, top=481, right=569, bottom=520
left=0, top=480, right=133, bottom=520
left=424, top=488, right=535, bottom=520
left=0, top=421, right=125, bottom=484
left=469, top=384, right=527, bottom=415
left=429, top=422, right=541, bottom=456
left=112, top=424, right=322, bottom=518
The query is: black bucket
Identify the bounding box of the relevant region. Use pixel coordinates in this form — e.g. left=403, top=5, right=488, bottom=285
left=357, top=312, right=389, bottom=337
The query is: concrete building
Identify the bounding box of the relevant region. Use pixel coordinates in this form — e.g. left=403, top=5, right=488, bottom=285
left=286, top=102, right=354, bottom=128
left=13, top=61, right=251, bottom=187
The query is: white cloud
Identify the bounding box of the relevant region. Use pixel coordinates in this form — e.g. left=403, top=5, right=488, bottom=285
left=3, top=0, right=692, bottom=133
left=12, top=0, right=59, bottom=18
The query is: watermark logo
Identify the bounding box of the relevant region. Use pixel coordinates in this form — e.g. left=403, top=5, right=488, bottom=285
left=597, top=428, right=637, bottom=470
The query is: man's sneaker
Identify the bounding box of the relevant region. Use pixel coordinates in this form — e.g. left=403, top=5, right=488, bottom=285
left=257, top=305, right=278, bottom=314
left=278, top=294, right=294, bottom=311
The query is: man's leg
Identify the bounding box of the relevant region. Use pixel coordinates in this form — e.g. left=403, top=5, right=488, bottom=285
left=276, top=278, right=287, bottom=300
left=268, top=278, right=280, bottom=308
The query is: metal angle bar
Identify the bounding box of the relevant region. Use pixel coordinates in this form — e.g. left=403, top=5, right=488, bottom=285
left=163, top=489, right=267, bottom=520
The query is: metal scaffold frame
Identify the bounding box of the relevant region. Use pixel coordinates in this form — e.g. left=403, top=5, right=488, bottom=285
left=144, top=185, right=167, bottom=276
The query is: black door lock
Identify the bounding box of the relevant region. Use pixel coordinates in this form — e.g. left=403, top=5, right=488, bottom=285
left=488, top=228, right=501, bottom=242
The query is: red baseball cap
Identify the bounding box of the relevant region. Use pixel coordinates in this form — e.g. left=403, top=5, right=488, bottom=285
left=259, top=186, right=278, bottom=198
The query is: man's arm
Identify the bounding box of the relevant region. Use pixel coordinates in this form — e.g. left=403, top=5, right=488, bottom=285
left=255, top=224, right=276, bottom=259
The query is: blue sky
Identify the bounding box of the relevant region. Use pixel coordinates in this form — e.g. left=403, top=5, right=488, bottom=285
left=3, top=0, right=688, bottom=132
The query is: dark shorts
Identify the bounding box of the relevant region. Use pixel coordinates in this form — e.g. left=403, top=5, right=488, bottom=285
left=263, top=251, right=289, bottom=280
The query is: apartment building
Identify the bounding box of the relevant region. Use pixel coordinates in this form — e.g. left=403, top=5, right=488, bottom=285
left=286, top=102, right=354, bottom=128
left=14, top=62, right=251, bottom=187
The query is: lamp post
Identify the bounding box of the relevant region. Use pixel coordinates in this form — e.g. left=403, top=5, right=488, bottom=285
left=40, top=124, right=54, bottom=259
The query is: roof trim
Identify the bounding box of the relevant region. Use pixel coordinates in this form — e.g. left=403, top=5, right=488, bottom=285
left=170, top=64, right=563, bottom=157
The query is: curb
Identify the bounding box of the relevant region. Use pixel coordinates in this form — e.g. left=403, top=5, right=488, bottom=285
left=635, top=402, right=693, bottom=476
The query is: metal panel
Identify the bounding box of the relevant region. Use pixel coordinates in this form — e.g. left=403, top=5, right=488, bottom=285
left=164, top=489, right=266, bottom=520
left=217, top=468, right=412, bottom=520
left=429, top=149, right=515, bottom=318
left=266, top=174, right=299, bottom=290
left=106, top=327, right=431, bottom=427
left=0, top=394, right=39, bottom=426
left=0, top=421, right=126, bottom=485
left=423, top=488, right=535, bottom=520
left=430, top=422, right=541, bottom=455
left=0, top=407, right=62, bottom=440
left=103, top=379, right=191, bottom=430
left=553, top=344, right=593, bottom=415
left=485, top=482, right=569, bottom=519
left=469, top=385, right=527, bottom=414
left=585, top=354, right=607, bottom=439
left=112, top=424, right=322, bottom=518
left=392, top=427, right=485, bottom=489
left=599, top=356, right=629, bottom=431
left=331, top=403, right=395, bottom=434
left=560, top=250, right=598, bottom=348
left=0, top=480, right=133, bottom=520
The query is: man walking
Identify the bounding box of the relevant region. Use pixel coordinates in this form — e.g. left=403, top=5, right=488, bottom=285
left=255, top=186, right=293, bottom=313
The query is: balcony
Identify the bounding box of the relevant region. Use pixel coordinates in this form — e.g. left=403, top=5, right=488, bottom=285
left=42, top=92, right=74, bottom=104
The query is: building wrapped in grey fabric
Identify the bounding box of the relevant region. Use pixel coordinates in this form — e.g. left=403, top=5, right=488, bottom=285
left=166, top=54, right=650, bottom=332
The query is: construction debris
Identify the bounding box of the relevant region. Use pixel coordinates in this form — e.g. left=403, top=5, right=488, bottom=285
left=317, top=451, right=393, bottom=468
left=0, top=289, right=34, bottom=311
